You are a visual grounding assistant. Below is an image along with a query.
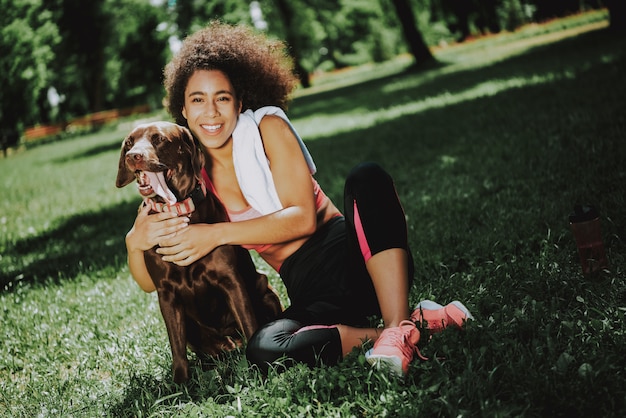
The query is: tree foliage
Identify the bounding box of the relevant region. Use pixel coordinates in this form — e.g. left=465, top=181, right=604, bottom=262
left=105, top=0, right=169, bottom=109
left=46, top=0, right=111, bottom=118
left=43, top=0, right=168, bottom=121
left=1, top=0, right=609, bottom=134
left=1, top=0, right=60, bottom=131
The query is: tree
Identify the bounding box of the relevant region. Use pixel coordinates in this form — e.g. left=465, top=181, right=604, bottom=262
left=605, top=0, right=626, bottom=33
left=267, top=0, right=398, bottom=82
left=441, top=0, right=472, bottom=41
left=390, top=0, right=434, bottom=66
left=0, top=0, right=60, bottom=132
left=106, top=0, right=169, bottom=108
left=273, top=0, right=312, bottom=87
left=315, top=0, right=398, bottom=67
left=170, top=0, right=252, bottom=37
left=41, top=0, right=167, bottom=121
left=529, top=0, right=583, bottom=22
left=43, top=0, right=111, bottom=117
left=472, top=0, right=500, bottom=34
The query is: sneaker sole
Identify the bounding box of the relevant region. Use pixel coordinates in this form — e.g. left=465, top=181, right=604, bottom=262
left=365, top=349, right=405, bottom=377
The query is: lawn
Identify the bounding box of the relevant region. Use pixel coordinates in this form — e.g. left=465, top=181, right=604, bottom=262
left=1, top=10, right=625, bottom=417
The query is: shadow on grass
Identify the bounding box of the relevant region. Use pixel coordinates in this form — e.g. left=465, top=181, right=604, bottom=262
left=0, top=201, right=139, bottom=292
left=107, top=353, right=249, bottom=416
left=288, top=60, right=448, bottom=119
left=292, top=27, right=623, bottom=132
left=108, top=372, right=178, bottom=416
left=52, top=139, right=124, bottom=164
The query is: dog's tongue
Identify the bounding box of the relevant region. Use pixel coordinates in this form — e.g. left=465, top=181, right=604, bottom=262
left=145, top=171, right=177, bottom=205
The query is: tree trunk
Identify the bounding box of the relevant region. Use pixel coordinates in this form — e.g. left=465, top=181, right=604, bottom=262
left=606, top=0, right=626, bottom=33
left=274, top=0, right=311, bottom=88
left=390, top=0, right=435, bottom=66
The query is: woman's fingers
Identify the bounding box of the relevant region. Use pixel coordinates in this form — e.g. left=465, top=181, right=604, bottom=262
left=158, top=243, right=198, bottom=266
left=161, top=249, right=197, bottom=266
left=157, top=220, right=189, bottom=247
left=148, top=214, right=188, bottom=242
left=156, top=224, right=212, bottom=266
left=160, top=217, right=189, bottom=238
left=128, top=207, right=190, bottom=252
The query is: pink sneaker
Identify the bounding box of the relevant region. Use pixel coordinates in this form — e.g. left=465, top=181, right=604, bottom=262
left=410, top=300, right=474, bottom=333
left=365, top=320, right=426, bottom=377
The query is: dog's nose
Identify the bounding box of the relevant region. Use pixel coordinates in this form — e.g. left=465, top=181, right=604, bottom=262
left=126, top=151, right=144, bottom=162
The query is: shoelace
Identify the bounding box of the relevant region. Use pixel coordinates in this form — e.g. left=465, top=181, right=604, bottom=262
left=380, top=321, right=428, bottom=361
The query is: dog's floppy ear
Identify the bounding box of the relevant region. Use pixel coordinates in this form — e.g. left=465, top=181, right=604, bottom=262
left=116, top=136, right=135, bottom=188
left=179, top=125, right=205, bottom=181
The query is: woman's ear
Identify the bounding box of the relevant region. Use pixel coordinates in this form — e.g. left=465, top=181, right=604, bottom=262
left=181, top=106, right=188, bottom=120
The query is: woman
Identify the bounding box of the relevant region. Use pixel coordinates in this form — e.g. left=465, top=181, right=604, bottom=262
left=125, top=22, right=472, bottom=377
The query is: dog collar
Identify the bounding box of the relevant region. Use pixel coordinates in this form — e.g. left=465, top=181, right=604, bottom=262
left=145, top=180, right=207, bottom=216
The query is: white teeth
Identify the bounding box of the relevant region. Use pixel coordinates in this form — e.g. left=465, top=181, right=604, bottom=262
left=202, top=124, right=222, bottom=132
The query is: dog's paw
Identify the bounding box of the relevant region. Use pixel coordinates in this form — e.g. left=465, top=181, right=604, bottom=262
left=173, top=365, right=190, bottom=384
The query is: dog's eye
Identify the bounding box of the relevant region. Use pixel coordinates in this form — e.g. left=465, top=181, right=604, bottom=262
left=152, top=133, right=166, bottom=142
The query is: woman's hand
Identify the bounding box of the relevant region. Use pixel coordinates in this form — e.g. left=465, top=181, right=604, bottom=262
left=126, top=204, right=189, bottom=253
left=156, top=223, right=223, bottom=266
left=125, top=204, right=189, bottom=293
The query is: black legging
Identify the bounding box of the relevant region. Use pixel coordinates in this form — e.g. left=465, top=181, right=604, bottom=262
left=246, top=162, right=414, bottom=372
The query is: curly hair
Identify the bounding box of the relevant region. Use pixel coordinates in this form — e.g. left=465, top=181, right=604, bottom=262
left=164, top=21, right=299, bottom=126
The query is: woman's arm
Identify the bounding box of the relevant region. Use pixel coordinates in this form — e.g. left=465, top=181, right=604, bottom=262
left=157, top=115, right=317, bottom=266
left=127, top=246, right=155, bottom=293
left=223, top=114, right=318, bottom=241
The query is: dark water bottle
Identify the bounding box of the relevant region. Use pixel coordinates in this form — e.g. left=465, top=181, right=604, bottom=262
left=569, top=205, right=608, bottom=275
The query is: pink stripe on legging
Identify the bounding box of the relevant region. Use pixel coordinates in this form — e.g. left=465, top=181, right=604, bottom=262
left=353, top=200, right=372, bottom=262
left=293, top=324, right=338, bottom=335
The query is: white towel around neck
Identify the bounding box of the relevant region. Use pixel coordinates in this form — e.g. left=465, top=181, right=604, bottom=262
left=231, top=106, right=316, bottom=215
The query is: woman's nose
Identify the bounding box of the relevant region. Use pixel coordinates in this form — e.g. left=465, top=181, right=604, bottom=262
left=207, top=102, right=220, bottom=118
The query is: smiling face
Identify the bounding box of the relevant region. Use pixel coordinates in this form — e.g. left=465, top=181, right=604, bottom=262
left=181, top=69, right=242, bottom=152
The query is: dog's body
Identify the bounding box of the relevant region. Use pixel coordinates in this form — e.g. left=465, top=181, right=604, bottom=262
left=116, top=121, right=281, bottom=383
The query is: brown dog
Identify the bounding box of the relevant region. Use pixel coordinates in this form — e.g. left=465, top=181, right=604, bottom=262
left=116, top=121, right=281, bottom=383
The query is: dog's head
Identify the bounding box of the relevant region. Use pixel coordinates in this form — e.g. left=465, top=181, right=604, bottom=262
left=115, top=121, right=204, bottom=203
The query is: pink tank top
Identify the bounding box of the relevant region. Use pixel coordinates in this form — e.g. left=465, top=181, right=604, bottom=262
left=227, top=205, right=273, bottom=253
left=201, top=168, right=331, bottom=254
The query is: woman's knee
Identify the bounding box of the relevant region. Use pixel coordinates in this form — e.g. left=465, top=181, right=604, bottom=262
left=246, top=318, right=301, bottom=370
left=245, top=318, right=342, bottom=373
left=345, top=162, right=392, bottom=194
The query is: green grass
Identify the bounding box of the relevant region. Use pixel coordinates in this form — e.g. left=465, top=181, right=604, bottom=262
left=1, top=11, right=625, bottom=417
